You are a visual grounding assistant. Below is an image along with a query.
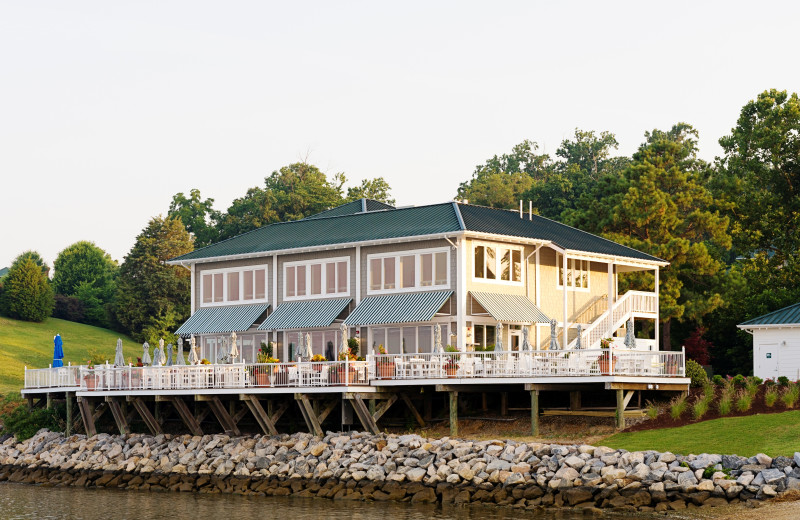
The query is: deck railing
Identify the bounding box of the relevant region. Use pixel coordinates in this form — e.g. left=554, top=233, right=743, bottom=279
left=23, top=348, right=684, bottom=391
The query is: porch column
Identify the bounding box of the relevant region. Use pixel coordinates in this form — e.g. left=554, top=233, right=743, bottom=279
left=272, top=254, right=278, bottom=348
left=562, top=252, right=569, bottom=349
left=535, top=248, right=541, bottom=350
left=654, top=267, right=660, bottom=350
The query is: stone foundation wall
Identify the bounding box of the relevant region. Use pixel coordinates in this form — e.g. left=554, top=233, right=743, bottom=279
left=2, top=430, right=799, bottom=513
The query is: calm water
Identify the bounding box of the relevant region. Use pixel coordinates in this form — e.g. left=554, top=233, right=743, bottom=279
left=0, top=482, right=651, bottom=520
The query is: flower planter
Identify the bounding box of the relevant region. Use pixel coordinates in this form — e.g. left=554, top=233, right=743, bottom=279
left=84, top=375, right=96, bottom=391
left=333, top=367, right=356, bottom=385
left=378, top=362, right=395, bottom=379
left=255, top=371, right=271, bottom=387
left=597, top=354, right=618, bottom=375
left=445, top=367, right=458, bottom=378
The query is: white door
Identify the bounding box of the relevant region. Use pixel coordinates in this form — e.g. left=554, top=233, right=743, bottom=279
left=757, top=343, right=779, bottom=379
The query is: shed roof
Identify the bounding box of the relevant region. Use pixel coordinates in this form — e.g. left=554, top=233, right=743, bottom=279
left=739, top=302, right=800, bottom=327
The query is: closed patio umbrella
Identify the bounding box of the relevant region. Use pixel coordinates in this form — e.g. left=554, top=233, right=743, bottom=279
left=295, top=332, right=303, bottom=361
left=53, top=334, right=64, bottom=368
left=495, top=322, right=503, bottom=351
left=142, top=342, right=152, bottom=366
left=624, top=318, right=636, bottom=349
left=549, top=319, right=560, bottom=350
left=166, top=343, right=174, bottom=366
left=339, top=322, right=349, bottom=357
left=521, top=327, right=532, bottom=351
left=152, top=343, right=164, bottom=367
left=433, top=323, right=443, bottom=354
left=175, top=337, right=186, bottom=365
left=188, top=336, right=199, bottom=365
left=217, top=336, right=229, bottom=363
left=304, top=332, right=313, bottom=359
left=574, top=324, right=583, bottom=350
left=114, top=338, right=125, bottom=366
left=229, top=332, right=239, bottom=363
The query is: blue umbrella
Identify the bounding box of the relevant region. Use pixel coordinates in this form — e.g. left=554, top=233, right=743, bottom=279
left=53, top=334, right=64, bottom=367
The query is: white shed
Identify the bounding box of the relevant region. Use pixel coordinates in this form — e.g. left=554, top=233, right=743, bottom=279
left=738, top=302, right=800, bottom=381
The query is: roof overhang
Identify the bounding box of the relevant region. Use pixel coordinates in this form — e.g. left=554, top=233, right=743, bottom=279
left=737, top=323, right=800, bottom=330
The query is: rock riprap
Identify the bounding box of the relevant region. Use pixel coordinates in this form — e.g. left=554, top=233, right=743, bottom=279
left=1, top=429, right=798, bottom=512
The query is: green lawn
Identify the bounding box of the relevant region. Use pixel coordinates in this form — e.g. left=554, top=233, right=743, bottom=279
left=603, top=411, right=800, bottom=457
left=0, top=316, right=140, bottom=396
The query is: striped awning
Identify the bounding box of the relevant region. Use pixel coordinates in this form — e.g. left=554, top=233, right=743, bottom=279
left=175, top=304, right=269, bottom=335
left=344, top=290, right=453, bottom=326
left=258, top=298, right=352, bottom=330
left=470, top=291, right=550, bottom=323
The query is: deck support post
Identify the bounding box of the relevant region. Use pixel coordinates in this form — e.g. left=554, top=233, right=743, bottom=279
left=242, top=395, right=278, bottom=436
left=349, top=395, right=379, bottom=435
left=203, top=396, right=241, bottom=436
left=570, top=391, right=581, bottom=411
left=424, top=392, right=432, bottom=421
left=481, top=392, right=488, bottom=412
left=130, top=397, right=163, bottom=435
left=46, top=392, right=53, bottom=409
left=530, top=390, right=539, bottom=436
left=65, top=393, right=73, bottom=436
left=169, top=397, right=203, bottom=436
left=615, top=389, right=625, bottom=430
left=449, top=391, right=458, bottom=438
left=77, top=397, right=97, bottom=437
left=295, top=394, right=324, bottom=436
left=399, top=394, right=425, bottom=427
left=501, top=392, right=508, bottom=416
left=106, top=397, right=129, bottom=435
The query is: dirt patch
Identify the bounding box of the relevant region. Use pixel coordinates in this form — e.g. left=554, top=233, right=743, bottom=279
left=623, top=385, right=796, bottom=432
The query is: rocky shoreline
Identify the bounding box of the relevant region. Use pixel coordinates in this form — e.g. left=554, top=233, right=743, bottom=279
left=2, top=430, right=799, bottom=514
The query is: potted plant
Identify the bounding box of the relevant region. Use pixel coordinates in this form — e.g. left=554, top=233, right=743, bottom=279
left=445, top=346, right=460, bottom=377
left=311, top=354, right=327, bottom=371
left=256, top=343, right=280, bottom=386
left=335, top=350, right=357, bottom=384
left=376, top=344, right=395, bottom=379
left=597, top=338, right=618, bottom=375
left=84, top=361, right=96, bottom=391
left=348, top=338, right=360, bottom=358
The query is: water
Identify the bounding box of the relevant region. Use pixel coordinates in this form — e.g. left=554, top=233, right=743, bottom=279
left=0, top=482, right=629, bottom=520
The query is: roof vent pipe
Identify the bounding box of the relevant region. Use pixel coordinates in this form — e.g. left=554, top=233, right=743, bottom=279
left=519, top=200, right=523, bottom=218
left=529, top=201, right=533, bottom=221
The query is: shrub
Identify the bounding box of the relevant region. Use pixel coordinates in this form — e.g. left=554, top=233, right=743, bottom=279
left=683, top=327, right=712, bottom=365
left=718, top=393, right=733, bottom=415
left=745, top=377, right=761, bottom=399
left=712, top=374, right=725, bottom=386
left=693, top=396, right=710, bottom=419
left=781, top=384, right=800, bottom=408
left=765, top=385, right=779, bottom=407
left=731, top=374, right=746, bottom=388
left=1, top=403, right=63, bottom=440
left=52, top=294, right=86, bottom=322
left=670, top=394, right=688, bottom=419
left=645, top=400, right=662, bottom=419
left=778, top=376, right=790, bottom=387
left=686, top=359, right=708, bottom=387
left=0, top=257, right=54, bottom=322
left=736, top=389, right=753, bottom=412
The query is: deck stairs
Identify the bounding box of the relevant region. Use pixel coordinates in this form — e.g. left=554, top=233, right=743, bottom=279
left=568, top=290, right=658, bottom=350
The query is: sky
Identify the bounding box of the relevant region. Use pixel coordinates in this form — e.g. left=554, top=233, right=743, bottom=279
left=1, top=1, right=799, bottom=270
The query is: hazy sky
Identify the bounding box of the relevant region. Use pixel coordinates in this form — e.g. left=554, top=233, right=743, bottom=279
left=1, top=1, right=798, bottom=269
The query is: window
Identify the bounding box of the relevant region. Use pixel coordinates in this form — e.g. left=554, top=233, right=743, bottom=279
left=371, top=324, right=444, bottom=355
left=201, top=266, right=268, bottom=306
left=473, top=244, right=522, bottom=284
left=556, top=253, right=590, bottom=290
left=366, top=248, right=449, bottom=293
left=284, top=257, right=350, bottom=300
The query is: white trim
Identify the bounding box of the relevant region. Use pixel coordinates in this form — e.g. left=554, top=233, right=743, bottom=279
left=738, top=323, right=800, bottom=330
left=190, top=263, right=196, bottom=315
left=283, top=256, right=351, bottom=301
left=457, top=237, right=466, bottom=351
left=366, top=246, right=450, bottom=295
left=471, top=241, right=524, bottom=286
left=199, top=264, right=269, bottom=307
left=355, top=245, right=361, bottom=305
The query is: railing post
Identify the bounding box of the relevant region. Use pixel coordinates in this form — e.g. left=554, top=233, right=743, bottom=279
left=681, top=346, right=686, bottom=377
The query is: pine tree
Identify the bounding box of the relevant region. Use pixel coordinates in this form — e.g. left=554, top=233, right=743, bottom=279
left=0, top=256, right=55, bottom=322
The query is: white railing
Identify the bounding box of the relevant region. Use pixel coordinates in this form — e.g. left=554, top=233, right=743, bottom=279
left=23, top=348, right=685, bottom=392
left=76, top=360, right=371, bottom=392
left=572, top=290, right=658, bottom=349
left=373, top=349, right=684, bottom=379
left=24, top=365, right=81, bottom=389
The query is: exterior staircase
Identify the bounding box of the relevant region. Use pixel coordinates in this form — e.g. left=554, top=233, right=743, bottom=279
left=568, top=290, right=658, bottom=349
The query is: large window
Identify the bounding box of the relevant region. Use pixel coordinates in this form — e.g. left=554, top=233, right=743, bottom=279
left=201, top=266, right=268, bottom=306
left=367, top=248, right=449, bottom=294
left=556, top=253, right=590, bottom=290
left=473, top=244, right=522, bottom=283
left=284, top=257, right=350, bottom=300
left=372, top=324, right=446, bottom=355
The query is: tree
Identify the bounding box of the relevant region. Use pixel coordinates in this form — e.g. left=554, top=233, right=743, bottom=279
left=564, top=123, right=731, bottom=349
left=52, top=241, right=118, bottom=327
left=113, top=216, right=193, bottom=343
left=168, top=189, right=221, bottom=248
left=0, top=255, right=54, bottom=322
left=13, top=250, right=50, bottom=277
left=457, top=140, right=551, bottom=209
left=345, top=177, right=395, bottom=205
left=214, top=186, right=280, bottom=241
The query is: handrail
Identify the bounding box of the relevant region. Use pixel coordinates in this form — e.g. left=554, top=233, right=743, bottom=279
left=569, top=290, right=658, bottom=349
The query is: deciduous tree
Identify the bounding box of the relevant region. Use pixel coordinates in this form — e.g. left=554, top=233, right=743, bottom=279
left=168, top=189, right=221, bottom=248
left=52, top=241, right=118, bottom=327
left=0, top=255, right=54, bottom=322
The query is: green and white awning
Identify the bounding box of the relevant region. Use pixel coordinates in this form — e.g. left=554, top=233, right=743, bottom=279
left=344, top=290, right=453, bottom=326
left=175, top=304, right=270, bottom=335
left=469, top=291, right=550, bottom=323
left=258, top=298, right=352, bottom=330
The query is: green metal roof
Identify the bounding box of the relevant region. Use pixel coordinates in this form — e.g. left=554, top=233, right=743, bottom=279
left=457, top=204, right=663, bottom=263
left=170, top=201, right=661, bottom=264
left=470, top=291, right=551, bottom=323
left=175, top=304, right=269, bottom=335
left=258, top=298, right=351, bottom=330
left=344, top=290, right=453, bottom=326
left=304, top=198, right=395, bottom=220
left=173, top=203, right=460, bottom=262
left=739, top=302, right=800, bottom=327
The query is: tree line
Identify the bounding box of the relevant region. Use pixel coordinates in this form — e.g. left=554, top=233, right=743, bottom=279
left=1, top=89, right=796, bottom=375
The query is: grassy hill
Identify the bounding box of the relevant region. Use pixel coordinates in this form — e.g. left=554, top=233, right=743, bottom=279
left=0, top=316, right=141, bottom=396
left=602, top=411, right=800, bottom=457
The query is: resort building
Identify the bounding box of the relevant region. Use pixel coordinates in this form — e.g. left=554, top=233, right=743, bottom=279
left=168, top=199, right=666, bottom=364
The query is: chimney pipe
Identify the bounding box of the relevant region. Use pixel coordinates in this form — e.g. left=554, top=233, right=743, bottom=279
left=519, top=200, right=523, bottom=218
left=529, top=201, right=532, bottom=220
